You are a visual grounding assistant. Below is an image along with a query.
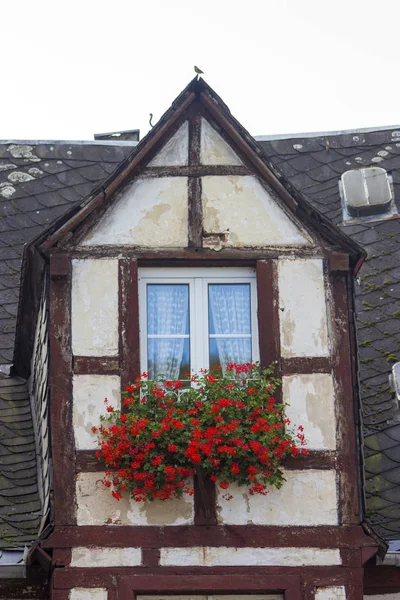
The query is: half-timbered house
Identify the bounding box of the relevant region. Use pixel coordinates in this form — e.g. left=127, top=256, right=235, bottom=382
left=1, top=77, right=400, bottom=599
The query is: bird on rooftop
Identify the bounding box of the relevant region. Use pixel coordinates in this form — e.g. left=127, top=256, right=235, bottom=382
left=194, top=66, right=204, bottom=75
left=149, top=113, right=154, bottom=128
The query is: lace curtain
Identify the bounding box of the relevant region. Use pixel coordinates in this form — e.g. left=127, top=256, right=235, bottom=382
left=147, top=284, right=189, bottom=379
left=208, top=283, right=252, bottom=373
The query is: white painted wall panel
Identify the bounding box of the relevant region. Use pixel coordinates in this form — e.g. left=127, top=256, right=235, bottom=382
left=69, top=590, right=107, bottom=600
left=217, top=470, right=337, bottom=525
left=202, top=176, right=310, bottom=248
left=279, top=258, right=329, bottom=357
left=149, top=122, right=188, bottom=166
left=82, top=177, right=188, bottom=247
left=76, top=472, right=194, bottom=526
left=71, top=259, right=118, bottom=356
left=160, top=546, right=341, bottom=567
left=73, top=375, right=120, bottom=450
left=71, top=546, right=141, bottom=567
left=315, top=587, right=346, bottom=600
left=283, top=374, right=336, bottom=450
left=201, top=118, right=243, bottom=165
left=364, top=592, right=400, bottom=600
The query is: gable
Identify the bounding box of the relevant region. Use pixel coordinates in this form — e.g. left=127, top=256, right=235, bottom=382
left=80, top=111, right=312, bottom=249
left=41, top=76, right=363, bottom=265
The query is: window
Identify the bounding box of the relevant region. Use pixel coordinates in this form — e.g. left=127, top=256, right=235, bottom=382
left=139, top=268, right=259, bottom=378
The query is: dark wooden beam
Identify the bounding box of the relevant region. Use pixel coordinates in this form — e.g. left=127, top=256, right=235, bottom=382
left=75, top=449, right=336, bottom=473
left=73, top=356, right=120, bottom=375
left=42, top=524, right=374, bottom=550
left=141, top=165, right=251, bottom=177
left=119, top=259, right=140, bottom=413
left=331, top=272, right=360, bottom=525
left=282, top=356, right=331, bottom=375
left=49, top=255, right=76, bottom=526
left=188, top=176, right=203, bottom=248
left=68, top=247, right=322, bottom=260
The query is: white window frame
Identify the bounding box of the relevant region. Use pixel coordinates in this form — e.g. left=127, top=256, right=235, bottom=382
left=138, top=267, right=259, bottom=375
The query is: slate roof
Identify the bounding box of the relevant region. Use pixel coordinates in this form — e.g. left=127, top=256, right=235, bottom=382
left=0, top=142, right=133, bottom=365
left=258, top=128, right=400, bottom=539
left=0, top=123, right=400, bottom=543
left=0, top=375, right=42, bottom=548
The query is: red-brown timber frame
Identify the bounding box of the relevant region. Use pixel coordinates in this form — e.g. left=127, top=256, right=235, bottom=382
left=46, top=93, right=371, bottom=600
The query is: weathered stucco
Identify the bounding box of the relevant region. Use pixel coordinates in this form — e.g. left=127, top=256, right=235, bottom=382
left=279, top=258, right=329, bottom=357
left=73, top=375, right=121, bottom=450
left=200, top=118, right=243, bottom=166
left=69, top=590, right=107, bottom=600
left=315, top=587, right=346, bottom=600
left=202, top=176, right=310, bottom=248
left=81, top=177, right=188, bottom=247
left=159, top=546, right=341, bottom=567
left=216, top=470, right=337, bottom=525
left=148, top=121, right=189, bottom=166
left=283, top=374, right=336, bottom=450
left=71, top=546, right=141, bottom=567
left=364, top=592, right=400, bottom=600
left=71, top=259, right=118, bottom=356
left=76, top=472, right=194, bottom=526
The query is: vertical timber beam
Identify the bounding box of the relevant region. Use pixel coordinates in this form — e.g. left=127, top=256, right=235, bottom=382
left=49, top=254, right=76, bottom=525
left=188, top=105, right=202, bottom=248
left=256, top=259, right=282, bottom=399
left=331, top=271, right=360, bottom=525
left=119, top=259, right=140, bottom=413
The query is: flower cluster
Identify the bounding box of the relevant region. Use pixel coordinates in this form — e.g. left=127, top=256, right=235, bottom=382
left=95, top=363, right=307, bottom=502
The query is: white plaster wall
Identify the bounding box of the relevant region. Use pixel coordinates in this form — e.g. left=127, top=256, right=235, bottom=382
left=71, top=259, right=118, bottom=356
left=71, top=546, right=141, bottom=567
left=283, top=374, right=336, bottom=450
left=160, top=546, right=341, bottom=567
left=82, top=177, right=188, bottom=247
left=364, top=592, right=400, bottom=600
left=201, top=118, right=243, bottom=165
left=315, top=588, right=346, bottom=600
left=217, top=470, right=337, bottom=525
left=69, top=590, right=107, bottom=600
left=279, top=258, right=329, bottom=357
left=202, top=176, right=310, bottom=247
left=76, top=472, right=194, bottom=526
left=73, top=375, right=121, bottom=450
left=149, top=121, right=188, bottom=166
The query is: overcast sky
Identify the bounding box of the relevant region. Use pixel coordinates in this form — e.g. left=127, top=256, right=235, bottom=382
left=2, top=0, right=399, bottom=141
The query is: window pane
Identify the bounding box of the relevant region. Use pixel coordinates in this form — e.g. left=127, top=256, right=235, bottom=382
left=209, top=337, right=252, bottom=372
left=147, top=284, right=190, bottom=378
left=208, top=284, right=252, bottom=372
left=148, top=284, right=189, bottom=335
left=148, top=338, right=190, bottom=380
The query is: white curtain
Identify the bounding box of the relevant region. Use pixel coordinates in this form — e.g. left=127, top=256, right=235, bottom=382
left=147, top=285, right=189, bottom=379
left=208, top=284, right=252, bottom=373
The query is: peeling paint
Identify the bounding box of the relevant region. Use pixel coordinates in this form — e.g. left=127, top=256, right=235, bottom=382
left=71, top=546, right=141, bottom=567
left=216, top=470, right=337, bottom=525
left=201, top=118, right=243, bottom=165
left=69, top=589, right=107, bottom=600
left=202, top=176, right=310, bottom=248
left=160, top=546, right=341, bottom=567
left=76, top=472, right=194, bottom=526
left=315, top=587, right=346, bottom=600
left=149, top=121, right=189, bottom=166
left=71, top=259, right=118, bottom=356
left=279, top=258, right=329, bottom=357
left=82, top=177, right=188, bottom=247
left=73, top=375, right=121, bottom=450
left=283, top=374, right=336, bottom=450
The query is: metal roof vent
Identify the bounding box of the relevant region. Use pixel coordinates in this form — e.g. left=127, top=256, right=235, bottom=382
left=340, top=167, right=393, bottom=217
